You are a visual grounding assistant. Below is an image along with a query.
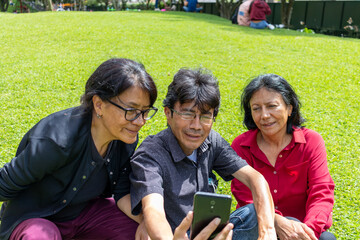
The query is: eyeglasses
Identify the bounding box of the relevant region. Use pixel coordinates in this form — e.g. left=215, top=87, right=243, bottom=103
left=108, top=99, right=158, bottom=121
left=170, top=108, right=214, bottom=125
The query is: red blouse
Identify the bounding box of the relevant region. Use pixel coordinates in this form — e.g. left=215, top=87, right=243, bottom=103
left=231, top=127, right=335, bottom=238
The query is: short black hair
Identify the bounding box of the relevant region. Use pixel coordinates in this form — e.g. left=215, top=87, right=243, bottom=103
left=80, top=58, right=157, bottom=113
left=163, top=68, right=220, bottom=117
left=241, top=74, right=305, bottom=133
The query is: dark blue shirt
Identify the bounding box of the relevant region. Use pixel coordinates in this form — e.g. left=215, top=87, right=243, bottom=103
left=130, top=127, right=247, bottom=232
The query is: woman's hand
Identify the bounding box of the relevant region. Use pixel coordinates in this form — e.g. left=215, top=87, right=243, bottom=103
left=135, top=220, right=151, bottom=240
left=275, top=215, right=317, bottom=240
left=173, top=211, right=234, bottom=240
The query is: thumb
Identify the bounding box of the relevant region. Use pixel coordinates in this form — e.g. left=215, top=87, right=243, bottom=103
left=174, top=211, right=193, bottom=239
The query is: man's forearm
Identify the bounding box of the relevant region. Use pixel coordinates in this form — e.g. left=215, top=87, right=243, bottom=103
left=142, top=193, right=174, bottom=240
left=250, top=174, right=276, bottom=237
left=232, top=166, right=276, bottom=238
left=143, top=206, right=173, bottom=240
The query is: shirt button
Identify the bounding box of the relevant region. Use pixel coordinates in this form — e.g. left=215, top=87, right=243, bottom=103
left=82, top=175, right=87, bottom=180
left=113, top=181, right=116, bottom=185
left=279, top=154, right=283, bottom=158
left=62, top=199, right=67, bottom=204
left=274, top=189, right=278, bottom=193
left=275, top=206, right=278, bottom=209
left=73, top=187, right=77, bottom=191
left=107, top=158, right=110, bottom=163
left=110, top=172, right=113, bottom=175
left=91, top=161, right=96, bottom=166
left=273, top=171, right=277, bottom=174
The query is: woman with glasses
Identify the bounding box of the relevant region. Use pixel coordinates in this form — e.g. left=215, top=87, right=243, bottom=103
left=231, top=74, right=336, bottom=240
left=0, top=58, right=158, bottom=240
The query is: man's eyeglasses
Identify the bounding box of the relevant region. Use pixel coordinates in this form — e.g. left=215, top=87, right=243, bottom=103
left=108, top=99, right=158, bottom=121
left=170, top=108, right=214, bottom=125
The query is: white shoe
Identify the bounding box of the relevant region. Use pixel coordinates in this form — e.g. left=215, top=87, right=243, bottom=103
left=171, top=5, right=176, bottom=10
left=154, top=8, right=160, bottom=11
left=268, top=24, right=275, bottom=30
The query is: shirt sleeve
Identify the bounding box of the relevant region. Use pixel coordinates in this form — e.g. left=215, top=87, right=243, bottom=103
left=211, top=131, right=248, bottom=181
left=0, top=137, right=69, bottom=201
left=129, top=148, right=164, bottom=216
left=303, top=132, right=335, bottom=238
left=265, top=2, right=271, bottom=15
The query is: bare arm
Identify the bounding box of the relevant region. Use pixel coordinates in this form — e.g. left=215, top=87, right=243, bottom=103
left=142, top=193, right=173, bottom=240
left=275, top=214, right=317, bottom=240
left=117, top=194, right=150, bottom=240
left=232, top=165, right=276, bottom=240
left=117, top=194, right=142, bottom=223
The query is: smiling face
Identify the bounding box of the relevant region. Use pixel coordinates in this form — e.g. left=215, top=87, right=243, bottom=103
left=164, top=101, right=214, bottom=156
left=250, top=88, right=293, bottom=139
left=94, top=85, right=151, bottom=144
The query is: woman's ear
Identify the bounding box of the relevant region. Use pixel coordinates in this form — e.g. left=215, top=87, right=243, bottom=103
left=287, top=104, right=293, bottom=117
left=92, top=95, right=104, bottom=117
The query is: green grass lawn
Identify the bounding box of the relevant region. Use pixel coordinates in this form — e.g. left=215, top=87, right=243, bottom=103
left=0, top=11, right=359, bottom=239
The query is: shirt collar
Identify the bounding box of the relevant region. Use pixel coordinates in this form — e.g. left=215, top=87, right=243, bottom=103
left=162, top=127, right=211, bottom=163
left=285, top=126, right=306, bottom=149
left=292, top=127, right=306, bottom=143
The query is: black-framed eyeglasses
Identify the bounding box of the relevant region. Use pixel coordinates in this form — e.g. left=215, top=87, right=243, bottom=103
left=108, top=99, right=158, bottom=121
left=170, top=108, right=214, bottom=125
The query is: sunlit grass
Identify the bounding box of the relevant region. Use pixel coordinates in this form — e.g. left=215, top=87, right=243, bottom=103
left=0, top=11, right=359, bottom=239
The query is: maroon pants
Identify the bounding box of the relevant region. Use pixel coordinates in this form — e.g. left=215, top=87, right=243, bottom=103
left=10, top=198, right=138, bottom=240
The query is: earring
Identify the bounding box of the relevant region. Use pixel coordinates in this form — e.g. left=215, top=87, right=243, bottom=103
left=96, top=113, right=102, bottom=119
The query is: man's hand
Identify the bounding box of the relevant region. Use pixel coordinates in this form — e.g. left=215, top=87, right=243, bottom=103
left=173, top=211, right=234, bottom=240
left=275, top=215, right=317, bottom=240
left=135, top=220, right=151, bottom=240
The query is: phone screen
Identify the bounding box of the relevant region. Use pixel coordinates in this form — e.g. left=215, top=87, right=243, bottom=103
left=190, top=192, right=232, bottom=240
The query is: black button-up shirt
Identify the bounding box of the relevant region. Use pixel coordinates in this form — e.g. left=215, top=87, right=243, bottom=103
left=0, top=107, right=137, bottom=240
left=130, top=127, right=247, bottom=231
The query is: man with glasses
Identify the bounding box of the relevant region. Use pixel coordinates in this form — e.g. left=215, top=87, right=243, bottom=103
left=130, top=69, right=277, bottom=240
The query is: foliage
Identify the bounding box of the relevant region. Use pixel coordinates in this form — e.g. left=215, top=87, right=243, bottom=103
left=0, top=11, right=359, bottom=239
left=0, top=0, right=9, bottom=12
left=281, top=0, right=294, bottom=28
left=216, top=0, right=240, bottom=20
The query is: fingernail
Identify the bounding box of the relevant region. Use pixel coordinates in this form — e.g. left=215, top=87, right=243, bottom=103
left=214, top=218, right=221, bottom=225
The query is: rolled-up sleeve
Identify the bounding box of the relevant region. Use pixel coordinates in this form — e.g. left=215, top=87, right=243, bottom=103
left=303, top=134, right=335, bottom=238
left=130, top=148, right=164, bottom=216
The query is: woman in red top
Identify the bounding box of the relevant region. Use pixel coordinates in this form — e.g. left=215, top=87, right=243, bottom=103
left=249, top=0, right=274, bottom=29
left=231, top=74, right=336, bottom=240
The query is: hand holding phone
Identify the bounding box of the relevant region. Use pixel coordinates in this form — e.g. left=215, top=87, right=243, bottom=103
left=190, top=192, right=232, bottom=240
left=173, top=211, right=233, bottom=240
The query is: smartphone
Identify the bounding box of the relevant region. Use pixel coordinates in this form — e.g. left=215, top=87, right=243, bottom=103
left=190, top=192, right=232, bottom=240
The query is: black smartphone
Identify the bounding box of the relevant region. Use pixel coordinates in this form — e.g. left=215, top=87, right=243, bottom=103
left=190, top=192, right=232, bottom=240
